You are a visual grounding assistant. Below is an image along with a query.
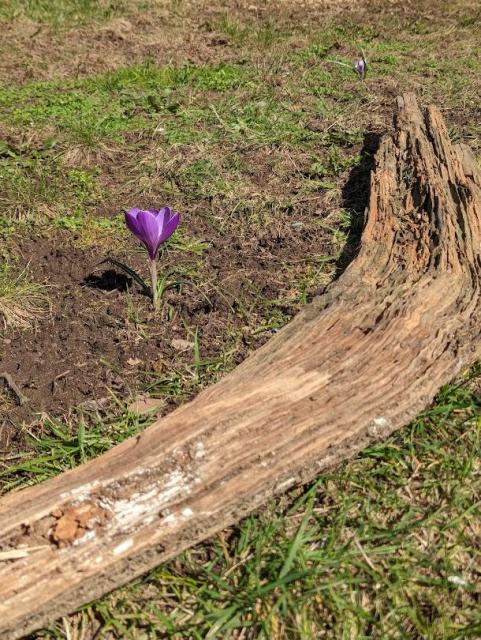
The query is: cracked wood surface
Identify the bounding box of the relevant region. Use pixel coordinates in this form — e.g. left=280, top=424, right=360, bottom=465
left=0, top=93, right=480, bottom=639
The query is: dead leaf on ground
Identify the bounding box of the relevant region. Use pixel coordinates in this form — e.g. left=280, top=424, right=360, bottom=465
left=171, top=338, right=194, bottom=352
left=127, top=396, right=166, bottom=415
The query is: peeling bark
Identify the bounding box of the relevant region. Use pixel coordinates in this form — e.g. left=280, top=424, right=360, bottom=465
left=0, top=94, right=480, bottom=639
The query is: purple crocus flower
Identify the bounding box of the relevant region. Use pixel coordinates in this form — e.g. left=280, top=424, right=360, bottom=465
left=125, top=206, right=180, bottom=310
left=354, top=56, right=367, bottom=79
left=125, top=207, right=180, bottom=259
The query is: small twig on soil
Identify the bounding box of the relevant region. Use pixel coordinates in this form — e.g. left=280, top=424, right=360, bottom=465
left=326, top=59, right=353, bottom=69
left=29, top=26, right=42, bottom=39
left=352, top=535, right=377, bottom=572
left=51, top=370, right=71, bottom=395
left=0, top=372, right=29, bottom=406
left=209, top=104, right=229, bottom=130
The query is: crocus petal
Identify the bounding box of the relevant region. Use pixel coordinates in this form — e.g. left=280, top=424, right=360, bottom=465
left=157, top=206, right=172, bottom=220
left=125, top=208, right=142, bottom=236
left=125, top=206, right=181, bottom=259
left=155, top=207, right=176, bottom=241
left=354, top=57, right=367, bottom=78
left=159, top=211, right=180, bottom=244
left=136, top=210, right=163, bottom=259
left=154, top=207, right=171, bottom=236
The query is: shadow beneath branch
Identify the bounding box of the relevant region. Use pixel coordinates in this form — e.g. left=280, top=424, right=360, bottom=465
left=334, top=131, right=382, bottom=279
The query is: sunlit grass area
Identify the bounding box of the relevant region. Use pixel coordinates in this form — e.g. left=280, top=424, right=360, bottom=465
left=0, top=0, right=480, bottom=637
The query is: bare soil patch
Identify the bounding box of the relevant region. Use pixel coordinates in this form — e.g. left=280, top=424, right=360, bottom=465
left=0, top=207, right=328, bottom=435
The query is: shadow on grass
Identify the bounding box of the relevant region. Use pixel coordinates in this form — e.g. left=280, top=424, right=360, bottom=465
left=334, top=131, right=381, bottom=279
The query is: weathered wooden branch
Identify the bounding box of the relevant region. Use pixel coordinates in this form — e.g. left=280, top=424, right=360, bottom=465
left=1, top=94, right=480, bottom=639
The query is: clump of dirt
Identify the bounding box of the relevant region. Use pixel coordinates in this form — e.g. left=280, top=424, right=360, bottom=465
left=0, top=212, right=327, bottom=433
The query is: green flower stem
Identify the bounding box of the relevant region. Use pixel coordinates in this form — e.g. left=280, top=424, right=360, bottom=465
left=149, top=258, right=159, bottom=311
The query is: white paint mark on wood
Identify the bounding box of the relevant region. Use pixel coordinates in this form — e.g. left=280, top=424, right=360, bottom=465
left=367, top=416, right=393, bottom=437
left=97, top=469, right=194, bottom=536
left=373, top=417, right=391, bottom=429
left=193, top=441, right=205, bottom=460
left=59, top=481, right=101, bottom=503
left=112, top=539, right=133, bottom=556
left=276, top=477, right=296, bottom=491
left=162, top=514, right=177, bottom=525
left=72, top=530, right=96, bottom=547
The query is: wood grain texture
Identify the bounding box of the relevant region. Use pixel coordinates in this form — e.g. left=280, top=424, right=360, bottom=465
left=1, top=93, right=480, bottom=639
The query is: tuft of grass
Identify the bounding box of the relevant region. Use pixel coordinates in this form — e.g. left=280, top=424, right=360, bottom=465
left=0, top=263, right=50, bottom=329
left=0, top=151, right=101, bottom=222
left=0, top=0, right=128, bottom=27
left=0, top=63, right=249, bottom=146
left=0, top=407, right=152, bottom=493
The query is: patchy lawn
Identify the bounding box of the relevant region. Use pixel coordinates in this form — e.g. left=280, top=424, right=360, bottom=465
left=0, top=0, right=480, bottom=638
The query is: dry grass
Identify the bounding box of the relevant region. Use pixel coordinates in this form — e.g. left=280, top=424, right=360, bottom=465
left=0, top=265, right=50, bottom=329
